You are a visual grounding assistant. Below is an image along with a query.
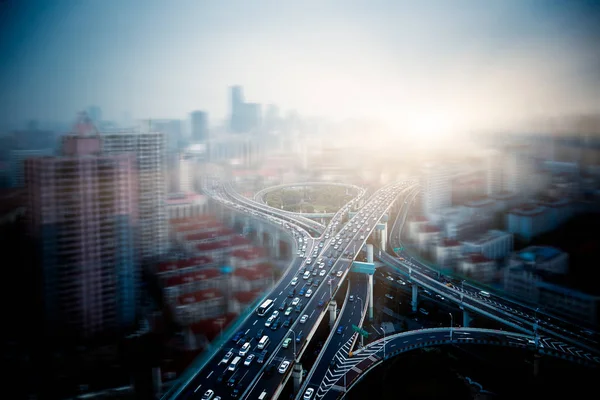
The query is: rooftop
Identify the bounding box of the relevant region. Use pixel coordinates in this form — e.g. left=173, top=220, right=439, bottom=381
left=462, top=230, right=512, bottom=245
left=164, top=268, right=221, bottom=287
left=517, top=246, right=564, bottom=263
left=420, top=224, right=441, bottom=233
left=464, top=253, right=492, bottom=264
left=157, top=256, right=213, bottom=273
left=465, top=198, right=496, bottom=208
left=232, top=247, right=266, bottom=260
left=178, top=288, right=223, bottom=305
left=439, top=238, right=461, bottom=247
left=509, top=204, right=546, bottom=217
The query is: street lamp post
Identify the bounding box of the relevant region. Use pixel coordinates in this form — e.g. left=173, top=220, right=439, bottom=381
left=288, top=329, right=297, bottom=362
left=374, top=325, right=386, bottom=359
left=357, top=296, right=364, bottom=347
left=449, top=313, right=453, bottom=341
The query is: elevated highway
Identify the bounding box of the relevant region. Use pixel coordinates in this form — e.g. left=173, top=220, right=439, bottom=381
left=164, top=177, right=414, bottom=400
left=316, top=327, right=599, bottom=399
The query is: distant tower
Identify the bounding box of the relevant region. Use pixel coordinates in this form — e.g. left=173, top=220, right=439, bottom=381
left=230, top=86, right=244, bottom=133
left=190, top=111, right=209, bottom=143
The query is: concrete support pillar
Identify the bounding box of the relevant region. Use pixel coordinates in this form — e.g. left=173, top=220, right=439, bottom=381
left=380, top=224, right=387, bottom=252
left=411, top=283, right=418, bottom=312
left=293, top=362, right=303, bottom=393
left=366, top=244, right=374, bottom=263
left=329, top=300, right=338, bottom=329
left=274, top=231, right=281, bottom=259
left=152, top=367, right=162, bottom=397
left=462, top=310, right=472, bottom=327
left=368, top=274, right=374, bottom=321
left=533, top=353, right=541, bottom=378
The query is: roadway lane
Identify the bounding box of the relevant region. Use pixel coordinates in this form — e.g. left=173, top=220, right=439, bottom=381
left=299, top=274, right=369, bottom=399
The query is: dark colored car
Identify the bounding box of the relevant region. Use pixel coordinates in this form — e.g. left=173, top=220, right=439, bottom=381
left=255, top=329, right=264, bottom=340
left=283, top=317, right=292, bottom=328
left=317, top=300, right=324, bottom=307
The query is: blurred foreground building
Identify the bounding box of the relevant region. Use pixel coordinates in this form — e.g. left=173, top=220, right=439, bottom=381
left=25, top=131, right=139, bottom=339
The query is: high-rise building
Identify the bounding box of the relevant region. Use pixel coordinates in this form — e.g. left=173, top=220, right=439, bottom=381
left=25, top=133, right=138, bottom=339
left=9, top=148, right=54, bottom=187
left=179, top=153, right=194, bottom=193
left=229, top=86, right=261, bottom=133
left=190, top=111, right=208, bottom=143
left=152, top=119, right=183, bottom=150
left=421, top=164, right=452, bottom=219
left=102, top=131, right=168, bottom=260
left=485, top=149, right=503, bottom=196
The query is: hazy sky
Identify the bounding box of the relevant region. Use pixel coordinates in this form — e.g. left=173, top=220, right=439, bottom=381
left=0, top=0, right=599, bottom=130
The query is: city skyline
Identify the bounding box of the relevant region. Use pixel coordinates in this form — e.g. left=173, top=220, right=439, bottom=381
left=1, top=0, right=599, bottom=132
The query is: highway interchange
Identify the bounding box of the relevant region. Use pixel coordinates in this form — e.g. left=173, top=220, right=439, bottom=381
left=167, top=174, right=599, bottom=400
left=172, top=176, right=412, bottom=400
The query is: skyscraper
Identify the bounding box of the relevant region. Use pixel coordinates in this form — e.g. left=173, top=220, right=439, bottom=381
left=102, top=131, right=168, bottom=260
left=421, top=164, right=452, bottom=219
left=190, top=111, right=208, bottom=143
left=25, top=133, right=138, bottom=339
left=230, top=85, right=244, bottom=133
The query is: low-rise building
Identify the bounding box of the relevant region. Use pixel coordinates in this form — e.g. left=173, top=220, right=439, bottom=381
left=407, top=216, right=428, bottom=241
left=457, top=253, right=496, bottom=283
left=417, top=224, right=441, bottom=253
left=174, top=288, right=226, bottom=325
left=434, top=238, right=462, bottom=268
left=503, top=265, right=600, bottom=326
left=167, top=192, right=208, bottom=220
left=510, top=246, right=569, bottom=274
left=507, top=204, right=550, bottom=241
left=461, top=230, right=513, bottom=261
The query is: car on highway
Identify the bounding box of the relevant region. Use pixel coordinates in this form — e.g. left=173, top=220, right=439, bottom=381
left=337, top=326, right=344, bottom=334
left=299, top=288, right=306, bottom=296
left=257, top=350, right=268, bottom=364
left=300, top=314, right=308, bottom=323
left=319, top=269, right=326, bottom=276
left=336, top=270, right=343, bottom=277
left=291, top=277, right=299, bottom=286
left=201, top=389, right=215, bottom=400
left=244, top=354, right=255, bottom=366
left=220, top=349, right=234, bottom=364
left=265, top=315, right=275, bottom=327
left=282, top=338, right=292, bottom=348
left=255, top=329, right=264, bottom=340
left=291, top=297, right=300, bottom=306
left=279, top=301, right=287, bottom=311
left=295, top=304, right=302, bottom=313
left=386, top=276, right=394, bottom=282
left=239, top=342, right=251, bottom=356
left=270, top=318, right=281, bottom=331
left=283, top=317, right=292, bottom=328
left=349, top=295, right=354, bottom=302
left=317, top=300, right=325, bottom=307
left=278, top=360, right=291, bottom=374
left=303, top=388, right=314, bottom=400
left=305, top=289, right=313, bottom=298
left=285, top=307, right=293, bottom=316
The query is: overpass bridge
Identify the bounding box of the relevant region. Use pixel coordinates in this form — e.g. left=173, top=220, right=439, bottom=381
left=315, top=327, right=599, bottom=400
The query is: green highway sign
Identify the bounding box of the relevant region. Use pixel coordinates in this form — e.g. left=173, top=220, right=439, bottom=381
left=352, top=324, right=369, bottom=338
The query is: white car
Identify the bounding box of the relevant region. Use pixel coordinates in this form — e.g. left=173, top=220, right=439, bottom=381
left=336, top=271, right=343, bottom=277
left=300, top=314, right=308, bottom=323
left=303, top=388, right=315, bottom=400
left=220, top=350, right=233, bottom=364
left=278, top=360, right=291, bottom=374
left=291, top=297, right=300, bottom=306
left=305, top=289, right=313, bottom=298
left=244, top=354, right=255, bottom=366
left=291, top=277, right=299, bottom=286
left=386, top=276, right=395, bottom=282
left=239, top=342, right=251, bottom=356
left=319, top=269, right=326, bottom=277
left=202, top=389, right=215, bottom=400
left=265, top=315, right=275, bottom=327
